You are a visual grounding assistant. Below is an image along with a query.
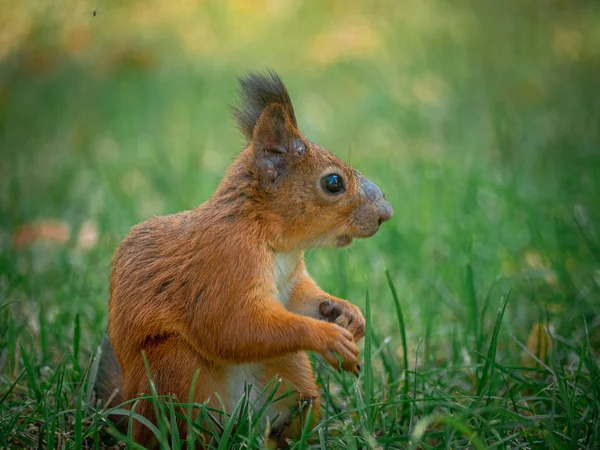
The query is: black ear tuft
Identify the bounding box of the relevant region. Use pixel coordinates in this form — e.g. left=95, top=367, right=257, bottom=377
left=232, top=70, right=298, bottom=142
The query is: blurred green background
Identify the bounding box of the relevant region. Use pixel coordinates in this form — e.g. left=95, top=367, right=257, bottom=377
left=1, top=0, right=600, bottom=447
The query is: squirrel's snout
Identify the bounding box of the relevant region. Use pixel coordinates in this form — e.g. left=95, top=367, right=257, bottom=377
left=359, top=174, right=393, bottom=222
left=352, top=174, right=393, bottom=238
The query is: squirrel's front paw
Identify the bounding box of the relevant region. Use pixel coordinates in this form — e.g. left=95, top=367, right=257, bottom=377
left=316, top=322, right=360, bottom=376
left=319, top=299, right=366, bottom=342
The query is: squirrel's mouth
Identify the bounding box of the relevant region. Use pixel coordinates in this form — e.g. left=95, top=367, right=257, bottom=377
left=336, top=235, right=353, bottom=248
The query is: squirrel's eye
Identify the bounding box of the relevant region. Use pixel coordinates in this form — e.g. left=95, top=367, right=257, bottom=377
left=321, top=173, right=345, bottom=194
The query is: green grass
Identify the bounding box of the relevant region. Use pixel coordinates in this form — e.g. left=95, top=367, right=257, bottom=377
left=1, top=0, right=600, bottom=448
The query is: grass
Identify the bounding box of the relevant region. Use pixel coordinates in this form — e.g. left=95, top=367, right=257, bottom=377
left=1, top=0, right=600, bottom=448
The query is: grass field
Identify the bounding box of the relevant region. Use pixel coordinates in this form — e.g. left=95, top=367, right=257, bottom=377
left=1, top=0, right=600, bottom=448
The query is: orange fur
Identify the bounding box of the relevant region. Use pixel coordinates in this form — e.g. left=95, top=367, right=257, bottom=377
left=103, top=72, right=392, bottom=447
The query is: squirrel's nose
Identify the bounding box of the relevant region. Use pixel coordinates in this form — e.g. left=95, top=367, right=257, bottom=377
left=377, top=198, right=393, bottom=225
left=358, top=173, right=393, bottom=225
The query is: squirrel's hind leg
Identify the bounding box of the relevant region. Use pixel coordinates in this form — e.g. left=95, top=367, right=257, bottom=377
left=258, top=352, right=321, bottom=448
left=121, top=336, right=227, bottom=448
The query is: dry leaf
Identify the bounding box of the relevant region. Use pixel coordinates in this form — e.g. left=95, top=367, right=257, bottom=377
left=14, top=220, right=70, bottom=248
left=521, top=322, right=552, bottom=368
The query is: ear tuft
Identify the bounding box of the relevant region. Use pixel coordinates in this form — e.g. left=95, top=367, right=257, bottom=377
left=232, top=70, right=298, bottom=142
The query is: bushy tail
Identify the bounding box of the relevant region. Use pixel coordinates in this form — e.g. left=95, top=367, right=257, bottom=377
left=92, top=334, right=123, bottom=410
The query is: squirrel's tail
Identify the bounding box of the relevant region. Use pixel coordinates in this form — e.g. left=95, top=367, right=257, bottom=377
left=92, top=334, right=123, bottom=412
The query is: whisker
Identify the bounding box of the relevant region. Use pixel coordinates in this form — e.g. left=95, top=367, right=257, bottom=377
left=291, top=215, right=352, bottom=273
left=303, top=218, right=349, bottom=258
left=304, top=217, right=355, bottom=264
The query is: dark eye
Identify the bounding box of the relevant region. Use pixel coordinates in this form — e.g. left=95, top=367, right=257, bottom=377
left=321, top=173, right=345, bottom=194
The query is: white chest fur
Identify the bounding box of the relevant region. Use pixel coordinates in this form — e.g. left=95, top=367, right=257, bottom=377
left=227, top=365, right=290, bottom=428
left=273, top=251, right=301, bottom=307
left=226, top=251, right=302, bottom=425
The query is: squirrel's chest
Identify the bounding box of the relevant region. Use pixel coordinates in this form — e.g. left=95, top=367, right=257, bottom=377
left=273, top=251, right=301, bottom=307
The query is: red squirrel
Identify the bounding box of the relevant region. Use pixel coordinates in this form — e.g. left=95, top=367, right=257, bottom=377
left=96, top=71, right=393, bottom=447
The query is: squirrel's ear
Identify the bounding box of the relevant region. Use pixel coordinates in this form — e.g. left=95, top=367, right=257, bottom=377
left=252, top=103, right=306, bottom=183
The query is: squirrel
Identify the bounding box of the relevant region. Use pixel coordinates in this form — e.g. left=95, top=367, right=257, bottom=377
left=95, top=71, right=393, bottom=447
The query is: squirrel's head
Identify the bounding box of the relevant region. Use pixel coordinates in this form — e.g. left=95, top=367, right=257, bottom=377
left=228, top=71, right=393, bottom=251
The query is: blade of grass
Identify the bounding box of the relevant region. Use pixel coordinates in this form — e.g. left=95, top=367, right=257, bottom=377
left=254, top=376, right=283, bottom=425
left=217, top=393, right=244, bottom=450
left=93, top=414, right=101, bottom=449
left=186, top=368, right=200, bottom=448
left=167, top=397, right=181, bottom=450
left=142, top=397, right=167, bottom=446
left=410, top=413, right=486, bottom=450
left=105, top=406, right=162, bottom=448
left=477, top=275, right=502, bottom=351
left=385, top=269, right=409, bottom=422
left=583, top=317, right=599, bottom=449
left=20, top=343, right=41, bottom=401
left=570, top=332, right=587, bottom=406
left=464, top=248, right=479, bottom=344
left=409, top=337, right=422, bottom=434
left=363, top=290, right=375, bottom=429
left=75, top=389, right=83, bottom=449
left=476, top=290, right=511, bottom=397
left=0, top=368, right=25, bottom=404
left=319, top=427, right=327, bottom=448
left=141, top=351, right=170, bottom=448
left=73, top=312, right=81, bottom=367
left=39, top=307, right=49, bottom=364
left=295, top=402, right=314, bottom=450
